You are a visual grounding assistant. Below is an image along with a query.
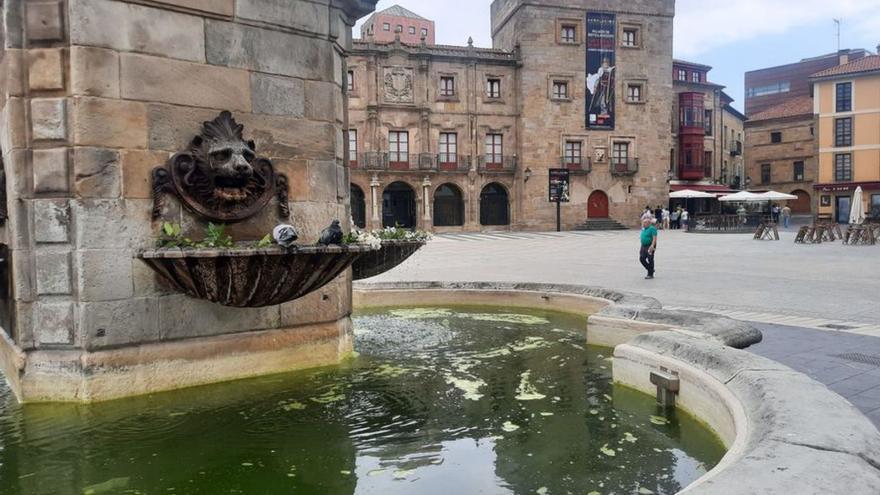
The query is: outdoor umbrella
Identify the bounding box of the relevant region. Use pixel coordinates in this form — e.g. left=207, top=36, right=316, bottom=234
left=669, top=189, right=716, bottom=199
left=757, top=191, right=798, bottom=201
left=718, top=191, right=765, bottom=202
left=850, top=186, right=866, bottom=225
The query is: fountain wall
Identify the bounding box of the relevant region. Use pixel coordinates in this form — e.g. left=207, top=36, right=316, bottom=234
left=0, top=0, right=377, bottom=402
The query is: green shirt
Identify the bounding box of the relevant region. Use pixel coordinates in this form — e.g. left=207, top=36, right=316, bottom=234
left=640, top=226, right=658, bottom=246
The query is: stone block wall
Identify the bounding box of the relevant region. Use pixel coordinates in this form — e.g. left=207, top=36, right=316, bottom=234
left=0, top=0, right=376, bottom=401
left=745, top=115, right=816, bottom=211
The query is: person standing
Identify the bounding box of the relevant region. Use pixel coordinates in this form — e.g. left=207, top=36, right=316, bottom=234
left=654, top=205, right=663, bottom=227
left=782, top=205, right=792, bottom=229
left=639, top=218, right=658, bottom=279
left=772, top=204, right=780, bottom=224
left=670, top=207, right=680, bottom=229
left=640, top=207, right=654, bottom=224
left=662, top=207, right=670, bottom=230
left=681, top=208, right=689, bottom=231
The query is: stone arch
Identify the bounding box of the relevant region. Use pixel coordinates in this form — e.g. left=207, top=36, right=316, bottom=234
left=350, top=183, right=366, bottom=229
left=433, top=183, right=464, bottom=227
left=480, top=182, right=510, bottom=226
left=789, top=189, right=811, bottom=214
left=382, top=181, right=417, bottom=228
left=588, top=190, right=609, bottom=218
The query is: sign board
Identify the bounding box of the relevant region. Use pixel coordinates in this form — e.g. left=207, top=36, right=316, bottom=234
left=549, top=168, right=571, bottom=203
left=585, top=12, right=616, bottom=130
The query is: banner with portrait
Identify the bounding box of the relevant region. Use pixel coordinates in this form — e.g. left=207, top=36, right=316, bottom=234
left=585, top=12, right=616, bottom=130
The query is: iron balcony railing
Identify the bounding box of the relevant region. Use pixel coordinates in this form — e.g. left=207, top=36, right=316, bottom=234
left=560, top=156, right=592, bottom=173
left=433, top=155, right=471, bottom=172
left=360, top=152, right=388, bottom=171
left=610, top=158, right=639, bottom=176
left=477, top=156, right=517, bottom=173
left=729, top=140, right=743, bottom=156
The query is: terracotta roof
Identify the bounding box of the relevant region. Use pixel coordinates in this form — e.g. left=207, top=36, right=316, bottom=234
left=673, top=58, right=712, bottom=70
left=377, top=5, right=427, bottom=20
left=748, top=95, right=813, bottom=121
left=811, top=55, right=880, bottom=78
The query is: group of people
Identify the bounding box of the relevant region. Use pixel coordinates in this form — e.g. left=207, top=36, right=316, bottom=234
left=640, top=205, right=689, bottom=231
left=771, top=204, right=793, bottom=228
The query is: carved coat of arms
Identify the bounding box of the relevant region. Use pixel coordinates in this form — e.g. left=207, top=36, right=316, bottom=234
left=383, top=67, right=414, bottom=103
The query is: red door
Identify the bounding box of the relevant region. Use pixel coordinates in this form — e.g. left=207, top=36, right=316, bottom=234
left=588, top=190, right=609, bottom=218
left=790, top=189, right=811, bottom=214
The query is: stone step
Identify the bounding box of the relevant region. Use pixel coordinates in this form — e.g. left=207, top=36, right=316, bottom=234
left=573, top=219, right=629, bottom=231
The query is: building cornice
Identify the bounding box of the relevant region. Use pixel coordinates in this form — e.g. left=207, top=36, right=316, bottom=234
left=351, top=40, right=519, bottom=66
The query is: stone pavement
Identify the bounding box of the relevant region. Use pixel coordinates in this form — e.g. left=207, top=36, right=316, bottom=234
left=373, top=229, right=880, bottom=329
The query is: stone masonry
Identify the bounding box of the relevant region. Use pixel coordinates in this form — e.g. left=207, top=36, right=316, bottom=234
left=0, top=0, right=377, bottom=401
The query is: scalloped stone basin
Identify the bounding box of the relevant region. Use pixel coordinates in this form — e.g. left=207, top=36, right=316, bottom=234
left=351, top=239, right=426, bottom=280
left=139, top=245, right=376, bottom=307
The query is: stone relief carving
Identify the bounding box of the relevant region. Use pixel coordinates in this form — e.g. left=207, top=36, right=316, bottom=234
left=383, top=67, right=414, bottom=103
left=151, top=111, right=290, bottom=223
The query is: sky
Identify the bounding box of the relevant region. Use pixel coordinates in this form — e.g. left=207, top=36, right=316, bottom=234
left=354, top=0, right=880, bottom=112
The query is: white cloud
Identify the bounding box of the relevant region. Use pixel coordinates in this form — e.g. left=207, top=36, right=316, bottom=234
left=674, top=0, right=880, bottom=57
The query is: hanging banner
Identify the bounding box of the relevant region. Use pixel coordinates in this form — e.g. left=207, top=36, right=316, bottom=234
left=585, top=12, right=616, bottom=130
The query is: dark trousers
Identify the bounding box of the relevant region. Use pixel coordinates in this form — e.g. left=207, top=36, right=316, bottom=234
left=639, top=245, right=655, bottom=276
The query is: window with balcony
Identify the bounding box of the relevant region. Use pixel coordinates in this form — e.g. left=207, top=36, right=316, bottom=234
left=440, top=76, right=455, bottom=97
left=389, top=131, right=409, bottom=168
left=761, top=164, right=771, bottom=184
left=485, top=133, right=503, bottom=167
left=612, top=142, right=629, bottom=166
left=836, top=82, right=852, bottom=112
left=564, top=141, right=582, bottom=168
left=793, top=161, right=804, bottom=181
left=348, top=129, right=357, bottom=166
left=439, top=132, right=457, bottom=166
left=552, top=81, right=569, bottom=100
left=487, top=78, right=502, bottom=99
left=561, top=25, right=577, bottom=43
left=626, top=83, right=642, bottom=103
left=622, top=28, right=638, bottom=47
left=835, top=117, right=852, bottom=147
left=834, top=153, right=852, bottom=181
left=770, top=131, right=782, bottom=143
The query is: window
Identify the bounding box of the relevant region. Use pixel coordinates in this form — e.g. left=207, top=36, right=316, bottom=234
left=440, top=76, right=455, bottom=97
left=485, top=133, right=503, bottom=165
left=552, top=81, right=569, bottom=99
left=770, top=131, right=782, bottom=144
left=834, top=153, right=852, bottom=181
left=408, top=26, right=416, bottom=35
left=348, top=130, right=357, bottom=165
left=487, top=78, right=501, bottom=98
left=704, top=150, right=712, bottom=177
left=389, top=131, right=409, bottom=166
left=872, top=194, right=880, bottom=216
left=347, top=70, right=354, bottom=93
left=836, top=82, right=852, bottom=112
left=396, top=24, right=403, bottom=33
left=564, top=141, right=582, bottom=167
left=761, top=164, right=771, bottom=184
left=835, top=117, right=852, bottom=147
left=746, top=82, right=790, bottom=98
left=793, top=161, right=804, bottom=181
left=692, top=72, right=701, bottom=83
left=421, top=28, right=428, bottom=37
left=677, top=69, right=687, bottom=81
left=612, top=142, right=629, bottom=165
left=704, top=110, right=713, bottom=135
left=622, top=28, right=637, bottom=47
left=626, top=84, right=642, bottom=103
left=561, top=25, right=577, bottom=43
left=439, top=132, right=457, bottom=164
left=383, top=22, right=390, bottom=31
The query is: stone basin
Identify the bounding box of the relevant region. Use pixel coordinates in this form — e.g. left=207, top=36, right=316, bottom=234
left=139, top=244, right=376, bottom=307
left=351, top=239, right=426, bottom=280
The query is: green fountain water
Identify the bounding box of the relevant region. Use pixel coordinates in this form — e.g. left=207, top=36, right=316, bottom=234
left=0, top=306, right=724, bottom=494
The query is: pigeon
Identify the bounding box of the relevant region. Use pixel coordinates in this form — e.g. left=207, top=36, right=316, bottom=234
left=318, top=220, right=343, bottom=245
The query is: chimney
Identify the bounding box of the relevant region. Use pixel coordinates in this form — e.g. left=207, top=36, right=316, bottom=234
left=839, top=49, right=849, bottom=65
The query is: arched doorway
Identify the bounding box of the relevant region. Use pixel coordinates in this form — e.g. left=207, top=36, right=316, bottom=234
left=588, top=190, right=609, bottom=218
left=480, top=182, right=509, bottom=226
left=790, top=189, right=811, bottom=214
left=350, top=184, right=366, bottom=229
left=382, top=181, right=416, bottom=228
left=433, top=183, right=464, bottom=227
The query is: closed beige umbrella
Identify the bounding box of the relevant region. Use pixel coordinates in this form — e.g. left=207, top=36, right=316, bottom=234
left=850, top=186, right=866, bottom=225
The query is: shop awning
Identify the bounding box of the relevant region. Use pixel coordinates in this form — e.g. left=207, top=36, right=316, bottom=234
left=814, top=181, right=880, bottom=192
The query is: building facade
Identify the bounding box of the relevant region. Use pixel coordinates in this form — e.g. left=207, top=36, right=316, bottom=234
left=348, top=0, right=675, bottom=232
left=812, top=55, right=880, bottom=223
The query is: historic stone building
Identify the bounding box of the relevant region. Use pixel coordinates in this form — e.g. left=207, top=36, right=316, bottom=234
left=348, top=0, right=674, bottom=231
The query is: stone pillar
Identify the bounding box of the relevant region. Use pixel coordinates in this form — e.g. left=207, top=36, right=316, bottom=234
left=422, top=176, right=432, bottom=224
left=370, top=174, right=381, bottom=224
left=0, top=0, right=377, bottom=403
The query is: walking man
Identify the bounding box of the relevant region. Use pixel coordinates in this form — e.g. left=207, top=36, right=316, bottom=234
left=782, top=205, right=792, bottom=229
left=639, top=218, right=658, bottom=279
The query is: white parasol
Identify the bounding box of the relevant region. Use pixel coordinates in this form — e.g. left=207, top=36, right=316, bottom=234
left=718, top=191, right=765, bottom=202
left=850, top=186, right=866, bottom=225
left=757, top=191, right=798, bottom=201
left=669, top=189, right=716, bottom=199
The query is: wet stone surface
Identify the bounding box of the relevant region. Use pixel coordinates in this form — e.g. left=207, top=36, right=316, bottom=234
left=0, top=306, right=724, bottom=494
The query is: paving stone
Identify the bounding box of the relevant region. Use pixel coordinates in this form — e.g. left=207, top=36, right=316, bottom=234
left=30, top=98, right=67, bottom=141
left=235, top=0, right=329, bottom=36
left=35, top=250, right=72, bottom=295
left=33, top=199, right=70, bottom=243
left=205, top=20, right=333, bottom=81
left=70, top=46, right=119, bottom=97
left=28, top=48, right=65, bottom=90
left=73, top=147, right=120, bottom=198
left=251, top=73, right=304, bottom=117
left=120, top=53, right=251, bottom=111
left=33, top=301, right=74, bottom=345
left=69, top=0, right=205, bottom=62
left=76, top=249, right=133, bottom=301
left=78, top=297, right=160, bottom=349
left=32, top=148, right=70, bottom=193
left=71, top=97, right=148, bottom=149
left=25, top=1, right=64, bottom=42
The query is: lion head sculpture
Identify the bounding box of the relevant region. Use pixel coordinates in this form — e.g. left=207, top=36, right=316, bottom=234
left=152, top=111, right=290, bottom=222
